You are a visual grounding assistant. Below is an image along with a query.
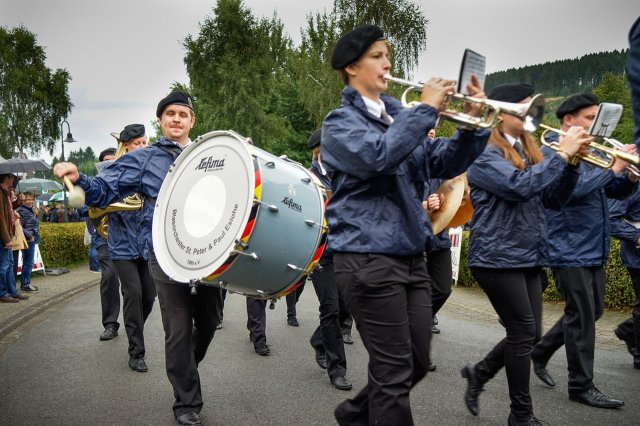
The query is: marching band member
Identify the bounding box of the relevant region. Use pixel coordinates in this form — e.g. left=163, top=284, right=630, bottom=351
left=609, top=187, right=640, bottom=369
left=106, top=124, right=156, bottom=373
left=322, top=25, right=490, bottom=425
left=54, top=92, right=222, bottom=426
left=306, top=129, right=352, bottom=391
left=531, top=94, right=637, bottom=410
left=461, top=84, right=589, bottom=425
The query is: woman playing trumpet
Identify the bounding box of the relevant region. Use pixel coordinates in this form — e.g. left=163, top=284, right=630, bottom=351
left=461, top=83, right=592, bottom=426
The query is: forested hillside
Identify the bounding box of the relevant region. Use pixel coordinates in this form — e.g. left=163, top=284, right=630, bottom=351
left=486, top=50, right=628, bottom=96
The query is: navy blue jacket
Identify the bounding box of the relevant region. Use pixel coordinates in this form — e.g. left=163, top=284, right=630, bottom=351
left=321, top=85, right=489, bottom=256
left=76, top=137, right=182, bottom=256
left=609, top=188, right=640, bottom=268
left=424, top=178, right=451, bottom=253
left=467, top=144, right=579, bottom=268
left=542, top=146, right=636, bottom=268
left=16, top=205, right=39, bottom=244
left=108, top=208, right=146, bottom=260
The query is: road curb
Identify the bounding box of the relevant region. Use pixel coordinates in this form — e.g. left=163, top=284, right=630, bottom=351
left=0, top=278, right=100, bottom=340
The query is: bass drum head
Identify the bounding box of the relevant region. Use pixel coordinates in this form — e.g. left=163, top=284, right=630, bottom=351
left=152, top=130, right=255, bottom=282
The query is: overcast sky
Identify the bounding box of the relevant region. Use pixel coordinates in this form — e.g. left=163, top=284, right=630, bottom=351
left=1, top=0, right=639, bottom=161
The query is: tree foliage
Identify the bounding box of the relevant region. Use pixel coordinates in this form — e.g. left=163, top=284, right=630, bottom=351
left=0, top=26, right=72, bottom=158
left=183, top=0, right=312, bottom=161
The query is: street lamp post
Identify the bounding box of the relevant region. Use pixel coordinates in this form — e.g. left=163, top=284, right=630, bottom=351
left=60, top=120, right=77, bottom=223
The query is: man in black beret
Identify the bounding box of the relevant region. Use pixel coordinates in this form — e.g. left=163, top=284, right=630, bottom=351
left=532, top=93, right=638, bottom=409
left=55, top=91, right=222, bottom=426
left=99, top=148, right=116, bottom=162
left=323, top=25, right=489, bottom=425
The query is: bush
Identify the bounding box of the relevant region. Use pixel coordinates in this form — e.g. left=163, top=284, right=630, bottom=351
left=456, top=230, right=635, bottom=310
left=39, top=222, right=88, bottom=267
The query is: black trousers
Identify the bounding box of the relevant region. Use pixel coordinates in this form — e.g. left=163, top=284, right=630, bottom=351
left=427, top=249, right=453, bottom=316
left=338, top=293, right=353, bottom=335
left=113, top=258, right=156, bottom=359
left=217, top=288, right=227, bottom=323
left=149, top=251, right=222, bottom=417
left=97, top=245, right=120, bottom=331
left=616, top=267, right=640, bottom=352
left=286, top=283, right=305, bottom=319
left=246, top=297, right=267, bottom=348
left=532, top=266, right=605, bottom=394
left=334, top=253, right=431, bottom=426
left=310, top=257, right=347, bottom=380
left=470, top=267, right=542, bottom=421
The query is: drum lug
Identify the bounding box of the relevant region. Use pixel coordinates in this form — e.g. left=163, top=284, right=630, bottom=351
left=255, top=200, right=279, bottom=212
left=301, top=177, right=311, bottom=184
left=265, top=161, right=276, bottom=168
left=304, top=219, right=328, bottom=230
left=287, top=263, right=305, bottom=272
left=230, top=250, right=260, bottom=260
left=235, top=239, right=249, bottom=249
left=189, top=279, right=199, bottom=295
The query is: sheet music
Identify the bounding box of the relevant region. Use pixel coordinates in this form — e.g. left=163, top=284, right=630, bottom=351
left=588, top=102, right=623, bottom=137
left=457, top=49, right=486, bottom=95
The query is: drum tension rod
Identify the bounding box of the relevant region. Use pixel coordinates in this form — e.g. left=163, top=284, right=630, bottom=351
left=254, top=200, right=279, bottom=212
left=235, top=239, right=249, bottom=249
left=304, top=219, right=328, bottom=230
left=230, top=250, right=260, bottom=260
left=287, top=263, right=305, bottom=272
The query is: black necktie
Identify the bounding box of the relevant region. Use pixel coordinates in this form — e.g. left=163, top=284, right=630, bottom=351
left=380, top=110, right=393, bottom=125
left=513, top=140, right=525, bottom=159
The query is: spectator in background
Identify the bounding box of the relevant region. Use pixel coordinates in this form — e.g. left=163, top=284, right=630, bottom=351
left=0, top=174, right=28, bottom=303
left=17, top=192, right=40, bottom=292
left=11, top=188, right=22, bottom=279
left=48, top=203, right=58, bottom=223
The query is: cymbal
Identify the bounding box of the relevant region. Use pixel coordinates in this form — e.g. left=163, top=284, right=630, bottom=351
left=428, top=173, right=472, bottom=234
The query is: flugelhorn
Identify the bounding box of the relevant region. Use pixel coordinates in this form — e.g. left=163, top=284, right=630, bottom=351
left=384, top=74, right=545, bottom=133
left=539, top=124, right=640, bottom=170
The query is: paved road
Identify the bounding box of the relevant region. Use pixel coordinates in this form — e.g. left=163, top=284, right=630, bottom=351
left=0, top=281, right=639, bottom=425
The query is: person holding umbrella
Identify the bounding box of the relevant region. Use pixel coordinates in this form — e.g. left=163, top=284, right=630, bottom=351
left=0, top=173, right=29, bottom=303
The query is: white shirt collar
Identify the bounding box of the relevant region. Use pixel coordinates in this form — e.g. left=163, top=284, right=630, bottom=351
left=362, top=96, right=393, bottom=123
left=504, top=133, right=519, bottom=147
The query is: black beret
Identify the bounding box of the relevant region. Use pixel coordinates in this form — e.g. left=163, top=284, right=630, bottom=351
left=331, top=25, right=385, bottom=70
left=119, top=124, right=145, bottom=143
left=156, top=91, right=194, bottom=118
left=488, top=83, right=534, bottom=103
left=555, top=93, right=599, bottom=119
left=99, top=148, right=117, bottom=162
left=307, top=129, right=322, bottom=149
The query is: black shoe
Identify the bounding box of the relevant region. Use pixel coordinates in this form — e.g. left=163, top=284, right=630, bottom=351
left=128, top=357, right=148, bottom=372
left=342, top=333, right=353, bottom=345
left=532, top=358, right=555, bottom=387
left=216, top=321, right=222, bottom=330
left=255, top=345, right=271, bottom=356
left=287, top=316, right=299, bottom=327
left=433, top=315, right=438, bottom=325
left=99, top=328, right=118, bottom=341
left=508, top=413, right=545, bottom=425
left=311, top=339, right=328, bottom=369
left=428, top=363, right=436, bottom=372
left=431, top=324, right=441, bottom=334
left=21, top=285, right=39, bottom=292
left=634, top=355, right=640, bottom=370
left=569, top=387, right=624, bottom=408
left=331, top=376, right=353, bottom=390
left=176, top=412, right=202, bottom=426
left=614, top=327, right=635, bottom=356
left=461, top=364, right=484, bottom=416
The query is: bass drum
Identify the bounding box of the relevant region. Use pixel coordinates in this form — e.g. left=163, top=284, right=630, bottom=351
left=152, top=130, right=326, bottom=298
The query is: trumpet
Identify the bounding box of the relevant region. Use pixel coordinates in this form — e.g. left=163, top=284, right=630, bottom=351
left=539, top=124, right=640, bottom=171
left=384, top=74, right=545, bottom=133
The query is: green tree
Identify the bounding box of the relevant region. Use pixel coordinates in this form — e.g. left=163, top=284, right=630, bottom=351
left=183, top=0, right=297, bottom=153
left=0, top=25, right=72, bottom=158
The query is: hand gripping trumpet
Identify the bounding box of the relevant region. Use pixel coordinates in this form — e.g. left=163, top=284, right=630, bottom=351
left=539, top=125, right=640, bottom=172
left=383, top=74, right=545, bottom=133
